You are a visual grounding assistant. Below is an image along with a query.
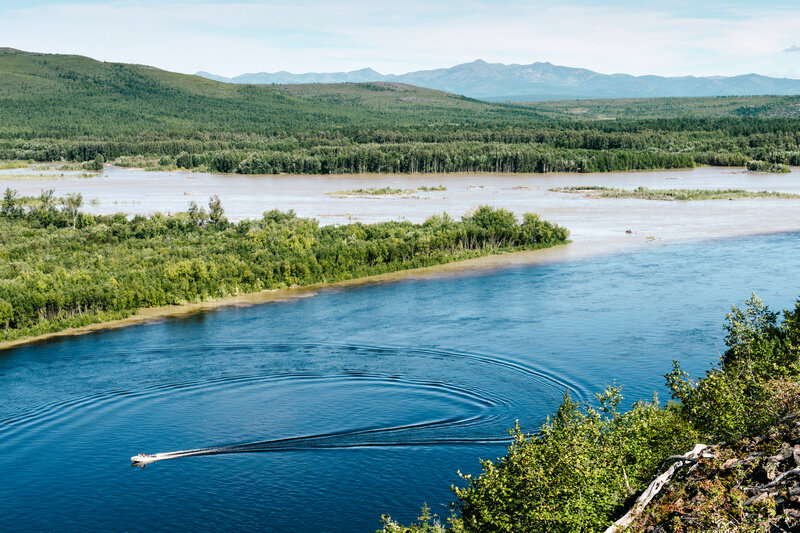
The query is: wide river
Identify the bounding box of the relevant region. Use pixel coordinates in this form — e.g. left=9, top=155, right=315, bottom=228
left=3, top=166, right=800, bottom=254
left=2, top=231, right=800, bottom=531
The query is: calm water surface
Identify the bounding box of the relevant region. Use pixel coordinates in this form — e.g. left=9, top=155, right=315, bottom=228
left=2, top=233, right=800, bottom=531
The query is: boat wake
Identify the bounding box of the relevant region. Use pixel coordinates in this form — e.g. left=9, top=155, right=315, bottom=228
left=131, top=418, right=512, bottom=465
left=0, top=340, right=584, bottom=466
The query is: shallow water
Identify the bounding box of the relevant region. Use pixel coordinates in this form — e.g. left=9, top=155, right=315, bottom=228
left=2, top=166, right=800, bottom=224
left=3, top=166, right=800, bottom=252
left=2, top=232, right=800, bottom=531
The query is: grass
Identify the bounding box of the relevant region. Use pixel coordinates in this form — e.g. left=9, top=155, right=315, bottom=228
left=328, top=187, right=409, bottom=196
left=0, top=173, right=68, bottom=181
left=0, top=160, right=31, bottom=170
left=0, top=172, right=100, bottom=181
left=327, top=186, right=447, bottom=196
left=550, top=186, right=800, bottom=201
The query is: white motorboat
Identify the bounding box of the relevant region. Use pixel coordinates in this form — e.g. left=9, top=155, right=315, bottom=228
left=131, top=453, right=160, bottom=464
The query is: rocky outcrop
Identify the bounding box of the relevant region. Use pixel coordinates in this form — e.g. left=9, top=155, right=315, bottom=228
left=617, top=417, right=800, bottom=532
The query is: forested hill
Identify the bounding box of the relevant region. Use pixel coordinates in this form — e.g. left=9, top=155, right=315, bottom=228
left=2, top=49, right=800, bottom=174
left=2, top=48, right=799, bottom=137
left=0, top=49, right=542, bottom=137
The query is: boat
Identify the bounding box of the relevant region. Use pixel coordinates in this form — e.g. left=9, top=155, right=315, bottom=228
left=131, top=452, right=159, bottom=464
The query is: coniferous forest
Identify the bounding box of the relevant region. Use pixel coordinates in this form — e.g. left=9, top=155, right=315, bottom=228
left=1, top=49, right=799, bottom=175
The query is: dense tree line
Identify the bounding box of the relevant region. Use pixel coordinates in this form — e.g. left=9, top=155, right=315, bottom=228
left=0, top=191, right=568, bottom=341
left=2, top=51, right=800, bottom=175
left=2, top=119, right=798, bottom=174
left=383, top=295, right=800, bottom=532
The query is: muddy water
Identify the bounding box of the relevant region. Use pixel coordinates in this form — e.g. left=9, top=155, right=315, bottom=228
left=2, top=166, right=799, bottom=253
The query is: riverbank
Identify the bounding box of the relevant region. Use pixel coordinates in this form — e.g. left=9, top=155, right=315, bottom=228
left=5, top=226, right=800, bottom=353
left=3, top=166, right=800, bottom=247
left=384, top=292, right=800, bottom=532
left=5, top=228, right=800, bottom=533
left=0, top=243, right=575, bottom=352
left=0, top=206, right=570, bottom=350
left=4, top=166, right=800, bottom=351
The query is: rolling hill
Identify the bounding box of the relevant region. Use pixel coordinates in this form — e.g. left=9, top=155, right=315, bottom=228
left=1, top=49, right=799, bottom=176
left=0, top=49, right=543, bottom=137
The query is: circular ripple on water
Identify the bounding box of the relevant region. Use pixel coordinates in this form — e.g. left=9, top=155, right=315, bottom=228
left=0, top=343, right=587, bottom=457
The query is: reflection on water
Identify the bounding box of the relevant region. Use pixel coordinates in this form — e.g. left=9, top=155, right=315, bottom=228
left=1, top=233, right=800, bottom=531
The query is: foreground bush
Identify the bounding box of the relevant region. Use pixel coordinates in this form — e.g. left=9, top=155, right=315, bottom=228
left=384, top=295, right=800, bottom=532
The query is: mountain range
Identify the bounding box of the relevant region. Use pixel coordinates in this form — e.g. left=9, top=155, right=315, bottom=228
left=197, top=60, right=800, bottom=101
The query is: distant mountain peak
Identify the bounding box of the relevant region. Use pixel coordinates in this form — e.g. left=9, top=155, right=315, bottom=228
left=196, top=60, right=800, bottom=101
left=353, top=67, right=383, bottom=75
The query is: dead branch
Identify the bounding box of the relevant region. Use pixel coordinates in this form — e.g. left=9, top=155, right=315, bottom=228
left=604, top=444, right=711, bottom=533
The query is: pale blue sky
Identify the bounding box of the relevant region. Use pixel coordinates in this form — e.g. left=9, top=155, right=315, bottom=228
left=2, top=1, right=799, bottom=78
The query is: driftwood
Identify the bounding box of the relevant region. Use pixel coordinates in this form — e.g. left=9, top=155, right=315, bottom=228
left=604, top=444, right=712, bottom=533
left=748, top=465, right=800, bottom=492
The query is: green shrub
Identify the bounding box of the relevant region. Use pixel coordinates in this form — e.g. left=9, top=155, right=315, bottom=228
left=385, top=294, right=800, bottom=532
left=448, top=386, right=694, bottom=532
left=667, top=295, right=800, bottom=442
left=0, top=200, right=569, bottom=342
left=746, top=160, right=791, bottom=173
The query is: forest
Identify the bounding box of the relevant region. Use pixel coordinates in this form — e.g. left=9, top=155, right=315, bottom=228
left=384, top=294, right=800, bottom=532
left=1, top=50, right=800, bottom=175
left=0, top=190, right=569, bottom=342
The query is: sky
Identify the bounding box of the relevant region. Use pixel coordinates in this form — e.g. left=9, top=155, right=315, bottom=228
left=1, top=1, right=799, bottom=78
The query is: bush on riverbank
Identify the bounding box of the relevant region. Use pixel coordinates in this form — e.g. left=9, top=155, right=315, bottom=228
left=0, top=191, right=569, bottom=343
left=747, top=160, right=791, bottom=173
left=383, top=295, right=800, bottom=532
left=551, top=186, right=800, bottom=201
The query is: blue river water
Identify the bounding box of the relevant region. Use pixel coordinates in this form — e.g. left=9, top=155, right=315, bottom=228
left=1, top=233, right=799, bottom=532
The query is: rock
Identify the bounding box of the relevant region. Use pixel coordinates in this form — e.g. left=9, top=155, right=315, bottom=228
left=721, top=458, right=739, bottom=470
left=745, top=490, right=781, bottom=506
left=766, top=460, right=780, bottom=480
left=793, top=445, right=800, bottom=467
left=772, top=443, right=793, bottom=462
left=790, top=483, right=800, bottom=497
left=745, top=492, right=771, bottom=506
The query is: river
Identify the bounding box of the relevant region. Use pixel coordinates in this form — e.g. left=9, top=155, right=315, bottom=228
left=2, top=232, right=799, bottom=531
left=2, top=166, right=800, bottom=254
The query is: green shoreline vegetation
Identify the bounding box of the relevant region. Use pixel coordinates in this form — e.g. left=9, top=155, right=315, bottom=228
left=0, top=160, right=32, bottom=170
left=550, top=186, right=800, bottom=201
left=746, top=160, right=792, bottom=173
left=327, top=185, right=447, bottom=196
left=1, top=50, right=800, bottom=176
left=328, top=187, right=410, bottom=196
left=384, top=294, right=800, bottom=532
left=0, top=172, right=99, bottom=181
left=0, top=188, right=568, bottom=343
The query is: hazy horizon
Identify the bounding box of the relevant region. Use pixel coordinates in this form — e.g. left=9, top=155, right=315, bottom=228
left=1, top=1, right=799, bottom=79
left=196, top=58, right=800, bottom=80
